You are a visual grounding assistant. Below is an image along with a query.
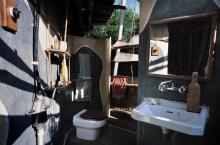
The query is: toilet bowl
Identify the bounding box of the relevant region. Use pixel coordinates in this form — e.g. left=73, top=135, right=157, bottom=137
left=73, top=109, right=106, bottom=140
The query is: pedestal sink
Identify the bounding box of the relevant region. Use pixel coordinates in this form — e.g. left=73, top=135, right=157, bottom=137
left=131, top=98, right=209, bottom=136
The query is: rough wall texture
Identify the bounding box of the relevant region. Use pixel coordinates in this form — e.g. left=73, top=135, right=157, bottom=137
left=0, top=0, right=59, bottom=144
left=68, top=36, right=111, bottom=114
left=138, top=0, right=220, bottom=145
left=51, top=36, right=111, bottom=145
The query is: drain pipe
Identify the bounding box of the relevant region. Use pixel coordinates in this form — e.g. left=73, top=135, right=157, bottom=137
left=31, top=89, right=46, bottom=145
left=31, top=1, right=46, bottom=145
left=36, top=127, right=45, bottom=145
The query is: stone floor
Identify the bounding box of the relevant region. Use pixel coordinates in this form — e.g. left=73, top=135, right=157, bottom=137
left=52, top=100, right=137, bottom=145
left=65, top=124, right=137, bottom=145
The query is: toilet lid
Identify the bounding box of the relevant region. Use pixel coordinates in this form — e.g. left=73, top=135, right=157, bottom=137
left=80, top=110, right=107, bottom=121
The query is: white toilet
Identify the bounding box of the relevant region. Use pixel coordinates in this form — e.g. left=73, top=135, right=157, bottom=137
left=73, top=109, right=106, bottom=140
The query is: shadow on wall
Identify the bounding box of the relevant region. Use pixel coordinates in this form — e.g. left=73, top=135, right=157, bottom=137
left=0, top=39, right=33, bottom=77
left=7, top=115, right=32, bottom=145
left=0, top=38, right=35, bottom=144
left=0, top=38, right=58, bottom=144
left=0, top=69, right=34, bottom=93
left=0, top=100, right=8, bottom=145
left=0, top=39, right=47, bottom=87
left=0, top=114, right=58, bottom=145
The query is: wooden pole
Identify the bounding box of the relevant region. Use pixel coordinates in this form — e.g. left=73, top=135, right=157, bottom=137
left=113, top=0, right=127, bottom=76
left=61, top=0, right=69, bottom=85
left=64, top=2, right=68, bottom=42
left=68, top=57, right=70, bottom=82
left=48, top=53, right=51, bottom=87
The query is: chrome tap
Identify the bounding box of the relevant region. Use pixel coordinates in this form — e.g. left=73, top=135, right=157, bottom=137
left=179, top=85, right=187, bottom=94
left=159, top=80, right=187, bottom=94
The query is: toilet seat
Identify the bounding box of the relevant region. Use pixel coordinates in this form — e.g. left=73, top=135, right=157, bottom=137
left=80, top=110, right=106, bottom=121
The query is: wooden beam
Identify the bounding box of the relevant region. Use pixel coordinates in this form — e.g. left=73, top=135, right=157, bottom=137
left=150, top=12, right=217, bottom=25
left=114, top=52, right=138, bottom=62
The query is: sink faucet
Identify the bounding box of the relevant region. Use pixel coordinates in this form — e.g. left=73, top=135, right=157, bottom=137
left=159, top=80, right=187, bottom=94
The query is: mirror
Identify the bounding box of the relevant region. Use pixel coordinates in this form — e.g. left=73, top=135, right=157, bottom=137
left=146, top=13, right=217, bottom=80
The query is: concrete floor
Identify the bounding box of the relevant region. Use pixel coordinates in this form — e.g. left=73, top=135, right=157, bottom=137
left=65, top=124, right=137, bottom=145
left=52, top=96, right=137, bottom=145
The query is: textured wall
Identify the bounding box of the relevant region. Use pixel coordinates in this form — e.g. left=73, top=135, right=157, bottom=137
left=138, top=0, right=220, bottom=145
left=0, top=0, right=59, bottom=144
left=68, top=36, right=111, bottom=114
left=52, top=36, right=111, bottom=145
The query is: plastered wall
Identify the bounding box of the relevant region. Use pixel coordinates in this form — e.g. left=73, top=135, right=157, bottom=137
left=0, top=0, right=60, bottom=144
left=68, top=36, right=111, bottom=114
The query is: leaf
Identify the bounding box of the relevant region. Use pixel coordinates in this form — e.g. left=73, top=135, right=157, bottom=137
left=88, top=8, right=139, bottom=43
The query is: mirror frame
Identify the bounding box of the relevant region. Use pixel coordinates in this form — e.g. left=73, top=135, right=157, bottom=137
left=145, top=12, right=218, bottom=81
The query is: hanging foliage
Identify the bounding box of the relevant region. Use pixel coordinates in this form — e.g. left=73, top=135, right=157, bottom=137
left=88, top=8, right=139, bottom=43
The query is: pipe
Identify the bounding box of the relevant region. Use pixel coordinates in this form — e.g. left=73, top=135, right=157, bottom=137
left=33, top=3, right=41, bottom=94
left=33, top=9, right=39, bottom=71
left=62, top=128, right=74, bottom=145
left=32, top=2, right=45, bottom=145
left=36, top=128, right=44, bottom=145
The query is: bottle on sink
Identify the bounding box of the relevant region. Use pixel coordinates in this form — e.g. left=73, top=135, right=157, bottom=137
left=187, top=72, right=200, bottom=113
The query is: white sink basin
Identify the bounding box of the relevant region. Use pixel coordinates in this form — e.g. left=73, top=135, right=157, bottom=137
left=131, top=98, right=209, bottom=136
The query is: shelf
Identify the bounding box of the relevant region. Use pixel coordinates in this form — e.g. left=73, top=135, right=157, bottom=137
left=45, top=48, right=71, bottom=88
left=44, top=86, right=65, bottom=93
left=45, top=48, right=71, bottom=58
left=44, top=82, right=72, bottom=93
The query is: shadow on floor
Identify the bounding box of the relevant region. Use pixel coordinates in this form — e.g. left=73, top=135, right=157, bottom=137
left=109, top=110, right=137, bottom=133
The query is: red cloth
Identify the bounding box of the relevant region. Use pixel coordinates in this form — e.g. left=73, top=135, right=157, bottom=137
left=112, top=75, right=128, bottom=100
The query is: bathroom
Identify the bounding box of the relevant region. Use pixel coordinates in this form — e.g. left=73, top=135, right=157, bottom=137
left=0, top=0, right=220, bottom=145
